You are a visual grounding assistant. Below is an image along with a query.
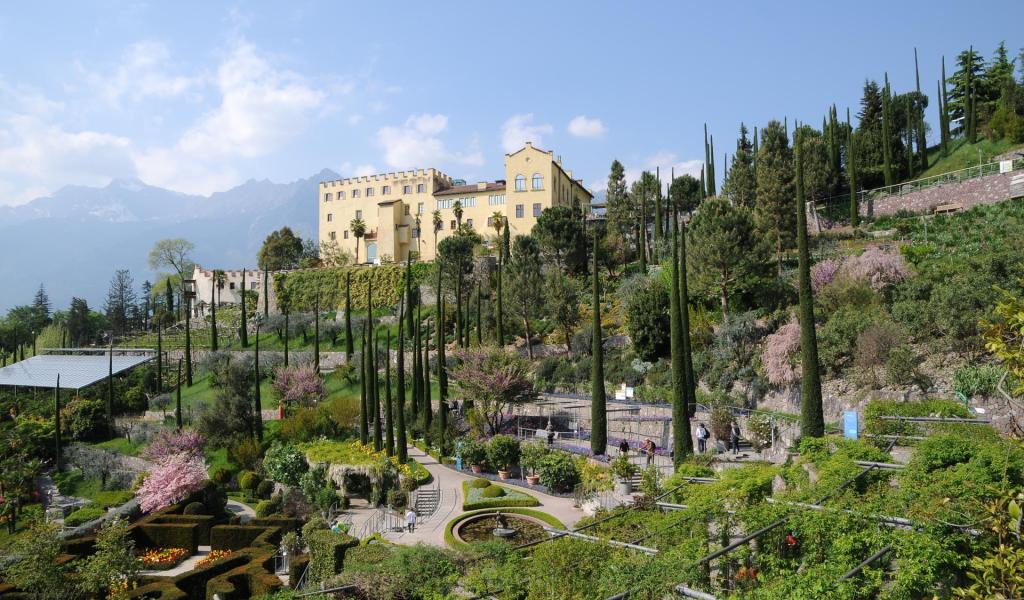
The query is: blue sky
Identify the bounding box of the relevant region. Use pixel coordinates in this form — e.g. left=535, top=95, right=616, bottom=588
left=0, top=1, right=1020, bottom=206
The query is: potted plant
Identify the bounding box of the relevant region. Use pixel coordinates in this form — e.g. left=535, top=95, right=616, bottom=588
left=486, top=435, right=521, bottom=480
left=610, top=453, right=637, bottom=495
left=521, top=441, right=548, bottom=486
left=461, top=439, right=487, bottom=473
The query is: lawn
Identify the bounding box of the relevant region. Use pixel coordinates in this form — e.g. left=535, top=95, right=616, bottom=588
left=51, top=469, right=134, bottom=508
left=94, top=436, right=144, bottom=456
left=920, top=137, right=1024, bottom=179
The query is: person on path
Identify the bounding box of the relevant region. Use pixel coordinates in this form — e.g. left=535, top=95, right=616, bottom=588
left=546, top=421, right=555, bottom=446
left=618, top=439, right=629, bottom=457
left=405, top=508, right=417, bottom=533
left=644, top=439, right=656, bottom=466
left=729, top=421, right=741, bottom=454
left=696, top=423, right=709, bottom=454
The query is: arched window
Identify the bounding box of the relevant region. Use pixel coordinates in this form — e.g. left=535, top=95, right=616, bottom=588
left=532, top=173, right=543, bottom=190
left=515, top=174, right=526, bottom=191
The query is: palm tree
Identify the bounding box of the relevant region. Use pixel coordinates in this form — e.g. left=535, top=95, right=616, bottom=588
left=432, top=210, right=443, bottom=255
left=350, top=218, right=367, bottom=263
left=454, top=201, right=464, bottom=228
left=213, top=270, right=226, bottom=306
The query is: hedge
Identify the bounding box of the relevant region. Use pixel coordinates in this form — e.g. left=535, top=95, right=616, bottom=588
left=274, top=263, right=430, bottom=312
left=153, top=514, right=217, bottom=546
left=134, top=523, right=199, bottom=555
left=211, top=525, right=275, bottom=551
left=288, top=553, right=310, bottom=589
left=461, top=481, right=540, bottom=511
left=248, top=516, right=304, bottom=534
left=305, top=529, right=359, bottom=586
left=64, top=505, right=106, bottom=527
left=444, top=508, right=565, bottom=548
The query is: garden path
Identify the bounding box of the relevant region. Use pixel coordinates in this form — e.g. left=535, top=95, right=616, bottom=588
left=226, top=499, right=256, bottom=524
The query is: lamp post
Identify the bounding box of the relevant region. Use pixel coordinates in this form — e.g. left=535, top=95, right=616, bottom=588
left=252, top=312, right=264, bottom=441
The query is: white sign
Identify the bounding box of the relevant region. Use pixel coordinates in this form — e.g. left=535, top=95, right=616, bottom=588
left=1001, top=160, right=1014, bottom=174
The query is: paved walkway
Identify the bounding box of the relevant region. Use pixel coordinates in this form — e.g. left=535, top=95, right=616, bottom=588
left=345, top=446, right=584, bottom=547
left=226, top=499, right=256, bottom=524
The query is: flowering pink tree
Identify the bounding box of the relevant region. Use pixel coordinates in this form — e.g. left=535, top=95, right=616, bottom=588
left=451, top=348, right=537, bottom=435
left=136, top=453, right=208, bottom=513
left=762, top=319, right=802, bottom=387
left=810, top=259, right=841, bottom=293
left=272, top=365, right=326, bottom=412
left=141, top=430, right=205, bottom=463
left=843, top=247, right=909, bottom=292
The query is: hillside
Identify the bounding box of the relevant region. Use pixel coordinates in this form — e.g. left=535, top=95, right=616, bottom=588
left=919, top=137, right=1024, bottom=179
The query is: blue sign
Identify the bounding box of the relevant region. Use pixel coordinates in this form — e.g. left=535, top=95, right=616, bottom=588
left=843, top=411, right=859, bottom=440
left=455, top=440, right=463, bottom=471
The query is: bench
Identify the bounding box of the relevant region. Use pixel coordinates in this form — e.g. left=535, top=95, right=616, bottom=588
left=933, top=203, right=963, bottom=214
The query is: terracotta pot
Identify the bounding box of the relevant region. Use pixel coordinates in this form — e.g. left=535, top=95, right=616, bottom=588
left=498, top=470, right=511, bottom=480
left=471, top=464, right=483, bottom=473
left=526, top=475, right=540, bottom=486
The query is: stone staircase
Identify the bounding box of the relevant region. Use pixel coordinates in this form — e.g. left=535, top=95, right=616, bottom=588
left=413, top=484, right=441, bottom=517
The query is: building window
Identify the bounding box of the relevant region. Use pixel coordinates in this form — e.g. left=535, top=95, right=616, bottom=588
left=488, top=194, right=505, bottom=205
left=412, top=227, right=420, bottom=239
left=251, top=282, right=258, bottom=290
left=404, top=205, right=410, bottom=215
left=382, top=185, right=391, bottom=195
left=450, top=220, right=456, bottom=230
left=515, top=175, right=526, bottom=191
left=532, top=173, right=543, bottom=190
left=417, top=183, right=425, bottom=193
left=356, top=210, right=363, bottom=220
left=436, top=221, right=444, bottom=231
left=329, top=231, right=336, bottom=240
left=229, top=282, right=236, bottom=290
left=339, top=190, right=346, bottom=200
left=324, top=192, right=333, bottom=202
left=461, top=197, right=476, bottom=208
left=515, top=204, right=524, bottom=218
left=466, top=218, right=473, bottom=228
left=403, top=185, right=412, bottom=194
left=366, top=187, right=374, bottom=196
left=327, top=213, right=333, bottom=222
left=417, top=202, right=424, bottom=214
left=352, top=189, right=361, bottom=198
left=533, top=203, right=541, bottom=217
left=437, top=198, right=454, bottom=210
left=344, top=230, right=349, bottom=239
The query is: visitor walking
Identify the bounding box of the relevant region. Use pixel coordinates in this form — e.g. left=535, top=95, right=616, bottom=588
left=644, top=439, right=656, bottom=466
left=696, top=423, right=709, bottom=454
left=618, top=439, right=630, bottom=457
left=546, top=421, right=555, bottom=446
left=405, top=508, right=417, bottom=533
left=729, top=421, right=741, bottom=454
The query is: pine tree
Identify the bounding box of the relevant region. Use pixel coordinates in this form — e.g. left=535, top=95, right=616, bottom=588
left=669, top=193, right=691, bottom=467
left=345, top=272, right=354, bottom=360
left=847, top=107, right=859, bottom=227
left=385, top=329, right=394, bottom=457
left=239, top=270, right=248, bottom=348
left=396, top=296, right=408, bottom=462
left=721, top=123, right=756, bottom=207
left=795, top=131, right=825, bottom=438
left=881, top=74, right=894, bottom=186
left=590, top=232, right=607, bottom=455
left=752, top=126, right=759, bottom=181
left=754, top=120, right=795, bottom=275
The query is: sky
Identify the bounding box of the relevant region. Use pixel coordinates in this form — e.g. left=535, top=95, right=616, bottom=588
left=0, top=1, right=1021, bottom=206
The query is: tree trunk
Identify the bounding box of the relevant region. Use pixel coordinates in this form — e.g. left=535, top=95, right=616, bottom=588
left=523, top=317, right=533, bottom=360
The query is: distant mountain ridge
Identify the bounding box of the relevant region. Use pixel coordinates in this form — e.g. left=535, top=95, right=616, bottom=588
left=0, top=169, right=339, bottom=313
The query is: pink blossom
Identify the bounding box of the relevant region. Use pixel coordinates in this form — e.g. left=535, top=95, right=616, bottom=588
left=842, top=247, right=909, bottom=292
left=142, top=430, right=205, bottom=463
left=763, top=319, right=801, bottom=387
left=136, top=453, right=208, bottom=513
left=811, top=259, right=841, bottom=293
left=272, top=365, right=327, bottom=409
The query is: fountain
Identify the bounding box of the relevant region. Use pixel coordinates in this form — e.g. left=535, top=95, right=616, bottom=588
left=492, top=512, right=516, bottom=538
left=453, top=512, right=550, bottom=545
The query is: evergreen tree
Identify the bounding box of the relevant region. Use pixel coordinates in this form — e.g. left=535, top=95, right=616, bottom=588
left=104, top=269, right=137, bottom=337
left=345, top=272, right=353, bottom=360
left=721, top=123, right=756, bottom=207
left=914, top=48, right=928, bottom=170
left=795, top=131, right=825, bottom=438
left=689, top=198, right=761, bottom=321
left=313, top=293, right=320, bottom=373
left=396, top=297, right=408, bottom=462
left=412, top=301, right=421, bottom=426
left=941, top=56, right=951, bottom=155
left=754, top=120, right=795, bottom=275
left=32, top=284, right=51, bottom=325
left=359, top=319, right=368, bottom=444
left=653, top=167, right=663, bottom=256
left=752, top=126, right=759, bottom=181
left=436, top=298, right=448, bottom=455
left=385, top=329, right=394, bottom=456
left=881, top=74, right=895, bottom=186
left=669, top=192, right=691, bottom=467
left=847, top=107, right=860, bottom=227
left=938, top=76, right=949, bottom=156
left=708, top=134, right=717, bottom=196
left=605, top=160, right=630, bottom=241
left=240, top=270, right=248, bottom=348
left=678, top=200, right=697, bottom=421
left=948, top=46, right=984, bottom=138
left=254, top=315, right=263, bottom=442
left=209, top=273, right=218, bottom=351
left=422, top=315, right=432, bottom=433
left=670, top=173, right=703, bottom=214
left=590, top=231, right=607, bottom=455
left=164, top=279, right=173, bottom=319
left=492, top=216, right=506, bottom=346
left=54, top=375, right=62, bottom=471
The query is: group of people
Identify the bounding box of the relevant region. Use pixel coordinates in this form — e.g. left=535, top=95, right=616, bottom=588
left=618, top=420, right=743, bottom=461
left=617, top=438, right=659, bottom=465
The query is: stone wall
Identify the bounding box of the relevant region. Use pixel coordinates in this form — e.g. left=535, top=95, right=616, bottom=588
left=861, top=171, right=1014, bottom=217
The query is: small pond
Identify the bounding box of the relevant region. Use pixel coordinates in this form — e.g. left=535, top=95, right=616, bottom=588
left=455, top=513, right=550, bottom=545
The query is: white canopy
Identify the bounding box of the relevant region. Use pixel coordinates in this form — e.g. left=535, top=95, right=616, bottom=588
left=0, top=349, right=155, bottom=390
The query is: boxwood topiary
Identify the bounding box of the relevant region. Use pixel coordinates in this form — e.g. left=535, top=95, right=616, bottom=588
left=480, top=485, right=506, bottom=498
left=256, top=479, right=275, bottom=499
left=182, top=501, right=206, bottom=515
left=469, top=478, right=491, bottom=489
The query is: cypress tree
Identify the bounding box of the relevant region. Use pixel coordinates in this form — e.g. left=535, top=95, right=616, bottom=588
left=669, top=196, right=691, bottom=466
left=54, top=375, right=62, bottom=472
left=703, top=123, right=711, bottom=196
left=590, top=232, right=607, bottom=455
left=345, top=272, right=353, bottom=360
left=654, top=166, right=663, bottom=255
left=405, top=258, right=415, bottom=336
left=709, top=135, right=717, bottom=196
left=165, top=279, right=174, bottom=318
left=209, top=276, right=218, bottom=351
left=156, top=320, right=162, bottom=394
left=107, top=340, right=114, bottom=438
left=937, top=79, right=948, bottom=156
left=359, top=319, right=368, bottom=444
left=941, top=56, right=951, bottom=155
left=847, top=107, right=859, bottom=227
left=372, top=328, right=382, bottom=452
left=699, top=167, right=706, bottom=200
left=906, top=95, right=915, bottom=176
left=385, top=329, right=394, bottom=456
left=283, top=309, right=289, bottom=367
left=184, top=291, right=192, bottom=387
left=422, top=315, right=432, bottom=433
left=254, top=320, right=263, bottom=442
left=397, top=297, right=408, bottom=462
left=476, top=281, right=483, bottom=346
left=175, top=359, right=183, bottom=430
left=639, top=182, right=648, bottom=273
left=411, top=302, right=421, bottom=426
left=313, top=292, right=320, bottom=373
left=966, top=46, right=976, bottom=143
left=795, top=131, right=825, bottom=438
left=679, top=216, right=696, bottom=420
left=496, top=219, right=505, bottom=346
left=240, top=270, right=248, bottom=348
left=914, top=48, right=928, bottom=170
left=263, top=268, right=269, bottom=317
left=436, top=298, right=448, bottom=455
left=881, top=74, right=894, bottom=186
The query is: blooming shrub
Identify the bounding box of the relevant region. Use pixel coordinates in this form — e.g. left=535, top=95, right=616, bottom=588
left=810, top=259, right=841, bottom=293
left=273, top=365, right=327, bottom=411
left=138, top=547, right=189, bottom=570
left=141, top=430, right=205, bottom=463
left=762, top=319, right=801, bottom=386
left=195, top=549, right=232, bottom=569
left=842, top=247, right=909, bottom=292
left=136, top=453, right=208, bottom=513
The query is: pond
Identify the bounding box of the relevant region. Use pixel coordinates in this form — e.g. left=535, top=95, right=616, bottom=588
left=454, top=513, right=550, bottom=545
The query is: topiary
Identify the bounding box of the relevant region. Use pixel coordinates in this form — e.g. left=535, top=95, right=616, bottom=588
left=302, top=515, right=329, bottom=540
left=255, top=499, right=280, bottom=518
left=256, top=479, right=275, bottom=500
left=238, top=471, right=261, bottom=496
left=211, top=468, right=233, bottom=485
left=182, top=501, right=206, bottom=515
left=480, top=485, right=506, bottom=498
left=469, top=479, right=491, bottom=489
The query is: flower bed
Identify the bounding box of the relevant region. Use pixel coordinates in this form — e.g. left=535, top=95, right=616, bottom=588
left=461, top=481, right=539, bottom=510
left=139, top=547, right=190, bottom=570
left=195, top=549, right=233, bottom=569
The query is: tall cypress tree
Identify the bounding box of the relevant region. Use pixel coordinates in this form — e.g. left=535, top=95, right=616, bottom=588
left=966, top=46, right=976, bottom=144
left=385, top=329, right=394, bottom=456
left=54, top=375, right=62, bottom=471
left=906, top=95, right=915, bottom=176
left=709, top=135, right=717, bottom=196
left=396, top=297, right=408, bottom=462
left=941, top=56, right=951, bottom=155
left=847, top=107, right=859, bottom=227
left=359, top=319, right=368, bottom=444
left=156, top=320, right=163, bottom=394
left=263, top=268, right=270, bottom=317
left=653, top=167, right=663, bottom=256
left=411, top=303, right=421, bottom=425
left=254, top=321, right=263, bottom=442
left=639, top=182, right=648, bottom=273
left=313, top=292, right=320, bottom=374
left=175, top=359, right=183, bottom=430
left=679, top=216, right=696, bottom=420
left=344, top=272, right=353, bottom=360
left=405, top=258, right=415, bottom=336
left=703, top=123, right=711, bottom=196
left=590, top=232, right=607, bottom=455
left=372, top=328, right=382, bottom=453
left=881, top=74, right=894, bottom=186
left=795, top=132, right=825, bottom=438
left=937, top=78, right=948, bottom=157
left=436, top=298, right=448, bottom=454
left=914, top=48, right=928, bottom=170
left=422, top=315, right=432, bottom=434
left=669, top=197, right=691, bottom=466
left=476, top=281, right=483, bottom=346
left=209, top=277, right=218, bottom=351
left=240, top=270, right=248, bottom=348
left=496, top=218, right=506, bottom=346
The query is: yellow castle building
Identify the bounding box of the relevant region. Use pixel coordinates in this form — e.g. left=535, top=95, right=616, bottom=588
left=318, top=142, right=592, bottom=262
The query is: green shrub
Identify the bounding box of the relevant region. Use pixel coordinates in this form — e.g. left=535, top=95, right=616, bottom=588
left=182, top=501, right=206, bottom=515
left=255, top=499, right=280, bottom=518
left=262, top=441, right=309, bottom=486
left=331, top=542, right=459, bottom=600
left=134, top=523, right=199, bottom=555
left=485, top=435, right=520, bottom=472
left=210, top=525, right=274, bottom=551
left=469, top=478, right=491, bottom=489
left=302, top=516, right=329, bottom=540
left=953, top=364, right=1006, bottom=398
left=480, top=485, right=506, bottom=498
left=609, top=454, right=637, bottom=480
left=256, top=479, right=275, bottom=500
left=460, top=438, right=487, bottom=468
left=386, top=489, right=408, bottom=509
left=211, top=468, right=233, bottom=485
left=537, top=451, right=580, bottom=493
left=864, top=398, right=971, bottom=437
left=520, top=441, right=549, bottom=476
left=238, top=471, right=261, bottom=496
left=305, top=529, right=358, bottom=585
left=64, top=505, right=105, bottom=527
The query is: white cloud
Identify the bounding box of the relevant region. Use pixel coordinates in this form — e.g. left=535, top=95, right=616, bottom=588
left=376, top=113, right=484, bottom=170
left=567, top=115, right=607, bottom=138
left=79, top=41, right=198, bottom=107
left=500, top=113, right=552, bottom=153
left=340, top=162, right=377, bottom=177
left=624, top=151, right=703, bottom=193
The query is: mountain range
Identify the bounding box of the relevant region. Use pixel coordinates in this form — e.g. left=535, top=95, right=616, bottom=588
left=0, top=169, right=339, bottom=313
